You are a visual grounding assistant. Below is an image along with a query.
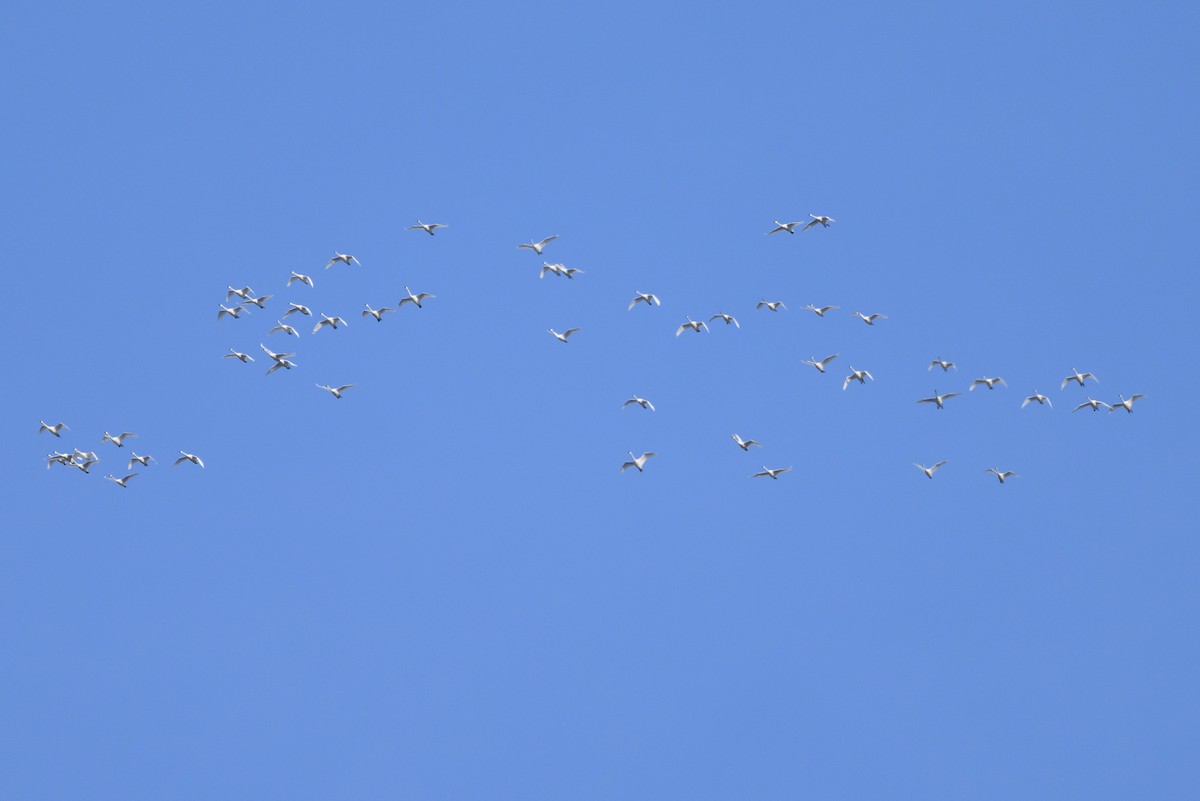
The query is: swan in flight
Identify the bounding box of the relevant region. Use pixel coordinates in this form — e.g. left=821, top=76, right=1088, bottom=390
left=969, top=376, right=1007, bottom=391
left=843, top=367, right=873, bottom=390
left=851, top=311, right=886, bottom=325
left=1109, top=394, right=1145, bottom=414
left=174, top=451, right=205, bottom=468
left=325, top=252, right=361, bottom=269
left=756, top=300, right=787, bottom=312
left=217, top=304, right=247, bottom=320
left=102, top=432, right=137, bottom=448
left=46, top=451, right=73, bottom=469
left=1021, top=392, right=1052, bottom=409
left=287, top=271, right=313, bottom=288
left=226, top=286, right=254, bottom=302
left=72, top=457, right=99, bottom=474
left=731, top=434, right=762, bottom=451
left=225, top=349, right=254, bottom=363
left=622, top=396, right=655, bottom=411
left=1061, top=369, right=1099, bottom=389
left=985, top=468, right=1019, bottom=484
left=802, top=304, right=839, bottom=317
left=317, top=384, right=356, bottom=399
left=709, top=312, right=739, bottom=328
left=260, top=343, right=298, bottom=375
left=241, top=293, right=272, bottom=309
left=1072, top=398, right=1111, bottom=412
left=407, top=220, right=447, bottom=235
left=38, top=421, right=69, bottom=437
left=399, top=286, right=435, bottom=308
left=128, top=453, right=156, bottom=469
left=539, top=262, right=562, bottom=279
left=801, top=214, right=835, bottom=232
left=803, top=354, right=838, bottom=373
left=269, top=320, right=299, bottom=337
left=628, top=291, right=660, bottom=310
left=914, top=461, right=947, bottom=479
left=73, top=448, right=98, bottom=463
left=283, top=302, right=312, bottom=317
left=362, top=304, right=396, bottom=321
left=105, top=473, right=138, bottom=488
left=548, top=328, right=581, bottom=343
left=675, top=316, right=709, bottom=336
left=517, top=235, right=559, bottom=255
left=312, top=313, right=347, bottom=333
left=752, top=466, right=792, bottom=480
left=916, top=390, right=960, bottom=409
left=621, top=451, right=657, bottom=472
left=928, top=358, right=957, bottom=372
left=766, top=220, right=805, bottom=235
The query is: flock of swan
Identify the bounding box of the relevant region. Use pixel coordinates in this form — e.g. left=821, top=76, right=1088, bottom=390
left=38, top=214, right=1146, bottom=487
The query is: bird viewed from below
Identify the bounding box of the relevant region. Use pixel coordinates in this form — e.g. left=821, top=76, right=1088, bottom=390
left=325, top=252, right=361, bottom=269
left=1072, top=398, right=1111, bottom=412
left=241, top=293, right=272, bottom=309
left=1061, top=369, right=1099, bottom=389
left=128, top=453, right=155, bottom=469
left=916, top=390, right=961, bottom=409
left=969, top=376, right=1008, bottom=391
left=731, top=434, right=762, bottom=451
left=621, top=451, right=657, bottom=473
left=226, top=286, right=254, bottom=302
left=766, top=220, right=805, bottom=235
left=38, top=421, right=69, bottom=437
left=286, top=271, right=313, bottom=288
left=517, top=235, right=559, bottom=255
left=752, top=466, right=792, bottom=480
left=260, top=344, right=297, bottom=375
left=399, top=286, right=435, bottom=309
left=622, top=396, right=655, bottom=411
left=1109, top=394, right=1145, bottom=413
left=843, top=367, right=873, bottom=390
left=225, top=349, right=254, bottom=363
left=174, top=451, right=205, bottom=468
left=104, top=472, right=137, bottom=488
left=102, top=432, right=137, bottom=448
left=72, top=458, right=98, bottom=474
left=362, top=304, right=396, bottom=321
left=312, top=313, right=347, bottom=333
left=914, top=461, right=948, bottom=479
left=283, top=303, right=312, bottom=317
left=709, top=312, right=739, bottom=328
left=548, top=328, right=581, bottom=343
left=802, top=304, right=839, bottom=317
left=852, top=311, right=886, bottom=325
left=407, top=220, right=447, bottom=235
left=1022, top=392, right=1052, bottom=408
left=675, top=316, right=709, bottom=336
left=756, top=300, right=786, bottom=312
left=317, top=384, right=356, bottom=399
left=217, top=304, right=247, bottom=320
left=928, top=358, right=957, bottom=372
left=985, top=468, right=1019, bottom=484
left=628, top=291, right=661, bottom=310
left=269, top=321, right=299, bottom=337
left=801, top=214, right=835, bottom=231
left=803, top=354, right=839, bottom=373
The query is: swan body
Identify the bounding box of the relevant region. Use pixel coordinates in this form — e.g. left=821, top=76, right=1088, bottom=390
left=517, top=235, right=559, bottom=255
left=621, top=451, right=657, bottom=472
left=628, top=291, right=661, bottom=310
left=914, top=461, right=947, bottom=479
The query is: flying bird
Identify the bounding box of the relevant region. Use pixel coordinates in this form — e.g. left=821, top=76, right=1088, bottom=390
left=407, top=220, right=447, bottom=235
left=225, top=349, right=254, bottom=363
left=47, top=451, right=74, bottom=469
left=752, top=466, right=792, bottom=480
left=217, top=304, right=247, bottom=320
left=362, top=304, right=396, bottom=321
left=1109, top=394, right=1145, bottom=414
left=287, top=271, right=314, bottom=288
left=260, top=343, right=298, bottom=375
left=851, top=311, right=887, bottom=325
left=174, top=451, right=205, bottom=468
left=914, top=461, right=948, bottom=479
left=766, top=220, right=805, bottom=235
left=104, top=473, right=138, bottom=488
left=628, top=291, right=661, bottom=310
left=985, top=468, right=1019, bottom=484
left=675, top=316, right=709, bottom=336
left=128, top=453, right=156, bottom=469
left=1021, top=392, right=1052, bottom=409
left=72, top=457, right=99, bottom=474
left=803, top=354, right=839, bottom=373
left=621, top=451, right=657, bottom=473
left=102, top=432, right=137, bottom=448
left=928, top=358, right=957, bottom=372
left=399, top=286, right=435, bottom=309
left=325, top=252, right=361, bottom=269
left=312, top=313, right=347, bottom=334
left=317, top=384, right=356, bottom=399
left=802, top=304, right=839, bottom=317
left=916, top=390, right=961, bottom=409
left=38, top=421, right=69, bottom=437
left=843, top=367, right=874, bottom=390
left=283, top=302, right=312, bottom=318
left=226, top=286, right=254, bottom=302
left=731, top=434, right=762, bottom=451
left=622, top=396, right=655, bottom=411
left=801, top=214, right=835, bottom=231
left=969, top=376, right=1007, bottom=391
left=548, top=328, right=581, bottom=343
left=1061, top=369, right=1099, bottom=389
left=517, top=235, right=559, bottom=255
left=756, top=300, right=787, bottom=312
left=241, top=293, right=272, bottom=309
left=269, top=320, right=299, bottom=337
left=1072, top=398, right=1111, bottom=412
left=709, top=312, right=740, bottom=328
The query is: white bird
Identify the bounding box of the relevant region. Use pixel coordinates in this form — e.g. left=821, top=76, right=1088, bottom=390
left=362, top=304, right=396, bottom=321
left=803, top=354, right=839, bottom=373
left=843, top=367, right=874, bottom=390
left=801, top=214, right=835, bottom=232
left=260, top=343, right=298, bottom=375
left=914, top=461, right=948, bottom=479
left=72, top=448, right=98, bottom=463
left=72, top=457, right=99, bottom=474
left=1109, top=394, right=1145, bottom=414
left=709, top=312, right=740, bottom=328
left=969, top=376, right=1007, bottom=391
left=539, top=262, right=563, bottom=279
left=1061, top=369, right=1099, bottom=390
left=766, top=220, right=805, bottom=235
left=985, top=468, right=1019, bottom=484
left=287, top=271, right=314, bottom=288
left=548, top=328, right=581, bottom=343
left=559, top=265, right=584, bottom=279
left=174, top=451, right=205, bottom=468
left=226, top=285, right=254, bottom=302
left=628, top=291, right=661, bottom=310
left=916, top=390, right=961, bottom=409
left=241, top=293, right=273, bottom=309
left=325, top=252, right=361, bottom=269
left=407, top=220, right=447, bottom=235
left=517, top=235, right=559, bottom=255
left=621, top=451, right=657, bottom=472
left=269, top=320, right=299, bottom=337
left=47, top=451, right=74, bottom=469
left=622, top=396, right=655, bottom=411
left=1021, top=392, right=1052, bottom=409
left=1072, top=398, right=1111, bottom=412
left=731, top=434, right=762, bottom=451
left=756, top=300, right=787, bottom=312
left=105, top=473, right=138, bottom=488
left=102, top=432, right=137, bottom=448
left=283, top=302, right=312, bottom=318
left=399, top=286, right=434, bottom=309
left=217, top=304, right=247, bottom=320
left=38, top=421, right=69, bottom=437
left=852, top=311, right=887, bottom=325
left=802, top=304, right=839, bottom=317
left=225, top=349, right=254, bottom=363
left=928, top=358, right=957, bottom=372
left=317, top=383, right=356, bottom=399
left=128, top=453, right=156, bottom=469
left=752, top=466, right=792, bottom=480
left=312, top=313, right=347, bottom=334
left=675, top=316, right=709, bottom=336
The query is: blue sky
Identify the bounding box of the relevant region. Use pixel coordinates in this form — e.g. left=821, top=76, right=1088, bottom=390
left=4, top=1, right=1198, bottom=798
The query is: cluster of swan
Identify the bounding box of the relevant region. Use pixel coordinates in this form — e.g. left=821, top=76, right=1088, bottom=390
left=40, top=422, right=204, bottom=488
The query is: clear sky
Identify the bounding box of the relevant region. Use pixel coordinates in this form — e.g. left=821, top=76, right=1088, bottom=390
left=4, top=1, right=1198, bottom=799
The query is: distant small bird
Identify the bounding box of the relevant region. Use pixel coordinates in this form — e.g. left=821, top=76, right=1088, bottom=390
left=362, top=304, right=396, bottom=321
left=969, top=376, right=1007, bottom=391
left=1061, top=369, right=1099, bottom=390
left=985, top=468, right=1019, bottom=484
left=72, top=457, right=99, bottom=474
left=559, top=265, right=584, bottom=279
left=621, top=451, right=657, bottom=473
left=260, top=343, right=298, bottom=375
left=766, top=220, right=805, bottom=235
left=47, top=451, right=74, bottom=469
left=1072, top=398, right=1111, bottom=412
left=399, top=286, right=435, bottom=309
left=803, top=354, right=838, bottom=373
left=914, top=461, right=948, bottom=479
left=317, top=383, right=355, bottom=399
left=802, top=304, right=839, bottom=317
left=269, top=320, right=299, bottom=337
left=104, top=473, right=138, bottom=488
left=73, top=448, right=99, bottom=463
left=731, top=434, right=762, bottom=451
left=407, top=220, right=447, bottom=235
left=38, top=421, right=69, bottom=437
left=916, top=390, right=961, bottom=409
left=241, top=294, right=272, bottom=309
left=548, top=328, right=581, bottom=343
left=102, top=432, right=137, bottom=448
left=283, top=302, right=312, bottom=317
left=752, top=466, right=792, bottom=480
left=756, top=300, right=787, bottom=312
left=675, top=316, right=709, bottom=336
left=217, top=304, right=247, bottom=320
left=709, top=312, right=739, bottom=328
left=325, top=252, right=361, bottom=269
left=1021, top=392, right=1052, bottom=409
left=928, top=358, right=957, bottom=372
left=517, top=235, right=559, bottom=255
left=1109, top=394, right=1145, bottom=414
left=226, top=286, right=254, bottom=302
left=801, top=214, right=835, bottom=232
left=622, top=396, right=655, bottom=411
left=540, top=262, right=564, bottom=279
left=312, top=313, right=347, bottom=334
left=628, top=291, right=661, bottom=310
left=287, top=271, right=314, bottom=288
left=843, top=367, right=874, bottom=390
left=128, top=453, right=156, bottom=469
left=174, top=451, right=205, bottom=468
left=852, top=311, right=886, bottom=325
left=225, top=349, right=254, bottom=363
